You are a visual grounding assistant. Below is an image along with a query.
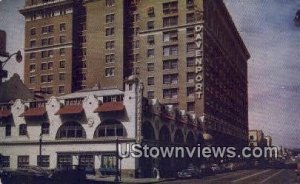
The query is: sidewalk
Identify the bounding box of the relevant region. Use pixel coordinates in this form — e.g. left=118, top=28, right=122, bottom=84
left=86, top=175, right=176, bottom=184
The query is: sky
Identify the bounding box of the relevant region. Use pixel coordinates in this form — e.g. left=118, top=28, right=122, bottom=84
left=0, top=0, right=299, bottom=148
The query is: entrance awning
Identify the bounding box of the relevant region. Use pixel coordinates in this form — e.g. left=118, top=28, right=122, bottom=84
left=20, top=107, right=47, bottom=117
left=94, top=102, right=125, bottom=113
left=55, top=105, right=84, bottom=115
left=0, top=110, right=11, bottom=118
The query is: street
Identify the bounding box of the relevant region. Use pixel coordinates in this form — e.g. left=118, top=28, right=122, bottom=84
left=161, top=169, right=300, bottom=184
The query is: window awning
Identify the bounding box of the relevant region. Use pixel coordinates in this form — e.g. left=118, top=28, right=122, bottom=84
left=55, top=105, right=84, bottom=115
left=0, top=110, right=12, bottom=118
left=94, top=102, right=125, bottom=113
left=20, top=107, right=47, bottom=117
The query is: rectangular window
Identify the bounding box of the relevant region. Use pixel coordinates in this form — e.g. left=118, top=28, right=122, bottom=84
left=41, top=63, right=47, bottom=71
left=147, top=91, right=154, bottom=99
left=41, top=75, right=48, bottom=83
left=5, top=125, right=11, bottom=137
left=187, top=102, right=195, bottom=112
left=186, top=0, right=194, bottom=10
left=163, top=88, right=178, bottom=99
left=106, top=41, right=115, bottom=49
left=29, top=64, right=36, bottom=72
left=48, top=37, right=54, bottom=45
left=186, top=27, right=194, bottom=38
left=59, top=73, right=65, bottom=81
left=57, top=155, right=72, bottom=167
left=163, top=31, right=178, bottom=42
left=41, top=38, right=48, bottom=46
left=163, top=74, right=178, bottom=84
left=105, top=27, right=115, bottom=36
left=147, top=35, right=155, bottom=45
left=163, top=45, right=178, bottom=56
left=1, top=156, right=10, bottom=167
left=187, top=87, right=195, bottom=98
left=101, top=155, right=116, bottom=169
left=147, top=77, right=154, bottom=86
left=106, top=14, right=115, bottom=23
left=147, top=63, right=154, bottom=71
left=41, top=123, right=50, bottom=135
left=106, top=0, right=115, bottom=7
left=186, top=13, right=195, bottom=23
left=48, top=62, right=53, bottom=70
left=30, top=40, right=36, bottom=47
left=48, top=75, right=53, bottom=82
left=59, top=60, right=65, bottom=68
left=147, top=21, right=154, bottom=30
left=187, top=72, right=195, bottom=83
left=37, top=155, right=50, bottom=168
left=163, top=1, right=178, bottom=14
left=60, top=36, right=66, bottom=43
left=187, top=42, right=195, bottom=53
left=147, top=7, right=155, bottom=17
left=105, top=54, right=115, bottom=63
left=163, top=59, right=178, bottom=70
left=19, top=124, right=27, bottom=136
left=147, top=49, right=154, bottom=58
left=105, top=67, right=115, bottom=77
left=187, top=57, right=195, bottom=67
left=60, top=23, right=66, bottom=32
left=29, top=76, right=36, bottom=84
left=79, top=155, right=94, bottom=168
left=163, top=16, right=178, bottom=27
left=30, top=53, right=36, bottom=59
left=30, top=28, right=36, bottom=36
left=59, top=86, right=65, bottom=94
left=18, top=156, right=29, bottom=168
left=60, top=48, right=65, bottom=56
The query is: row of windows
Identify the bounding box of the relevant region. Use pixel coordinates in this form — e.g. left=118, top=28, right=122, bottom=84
left=147, top=14, right=195, bottom=30
left=146, top=58, right=195, bottom=72
left=29, top=35, right=67, bottom=48
left=5, top=123, right=49, bottom=137
left=147, top=42, right=197, bottom=58
left=30, top=23, right=66, bottom=36
left=1, top=154, right=117, bottom=169
left=29, top=73, right=66, bottom=84
left=5, top=121, right=126, bottom=139
left=29, top=60, right=66, bottom=72
left=147, top=0, right=194, bottom=18
left=29, top=48, right=66, bottom=60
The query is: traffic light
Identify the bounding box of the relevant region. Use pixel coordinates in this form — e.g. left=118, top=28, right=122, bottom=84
left=0, top=30, right=8, bottom=57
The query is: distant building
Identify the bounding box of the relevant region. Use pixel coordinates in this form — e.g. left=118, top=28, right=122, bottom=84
left=249, top=130, right=266, bottom=147
left=264, top=135, right=272, bottom=147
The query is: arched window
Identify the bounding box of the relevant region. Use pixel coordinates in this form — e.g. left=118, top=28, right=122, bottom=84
left=142, top=121, right=156, bottom=141
left=94, top=119, right=126, bottom=138
left=159, top=125, right=171, bottom=143
left=56, top=122, right=86, bottom=139
left=174, top=129, right=184, bottom=144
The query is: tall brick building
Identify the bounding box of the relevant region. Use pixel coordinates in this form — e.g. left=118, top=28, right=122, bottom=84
left=20, top=0, right=249, bottom=146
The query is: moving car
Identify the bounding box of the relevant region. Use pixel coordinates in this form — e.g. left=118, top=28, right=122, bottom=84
left=211, top=164, right=222, bottom=174
left=199, top=163, right=213, bottom=176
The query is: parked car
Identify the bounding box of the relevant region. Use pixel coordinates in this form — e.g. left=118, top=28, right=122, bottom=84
left=199, top=163, right=213, bottom=176
left=211, top=164, right=222, bottom=174
left=50, top=165, right=86, bottom=183
left=0, top=166, right=50, bottom=184
left=177, top=168, right=202, bottom=179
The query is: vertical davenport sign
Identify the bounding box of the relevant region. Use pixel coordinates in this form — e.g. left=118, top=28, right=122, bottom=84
left=195, top=25, right=204, bottom=99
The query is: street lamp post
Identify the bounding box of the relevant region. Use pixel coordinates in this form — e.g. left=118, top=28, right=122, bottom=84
left=39, top=133, right=43, bottom=166
left=0, top=50, right=22, bottom=83
left=114, top=138, right=120, bottom=183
